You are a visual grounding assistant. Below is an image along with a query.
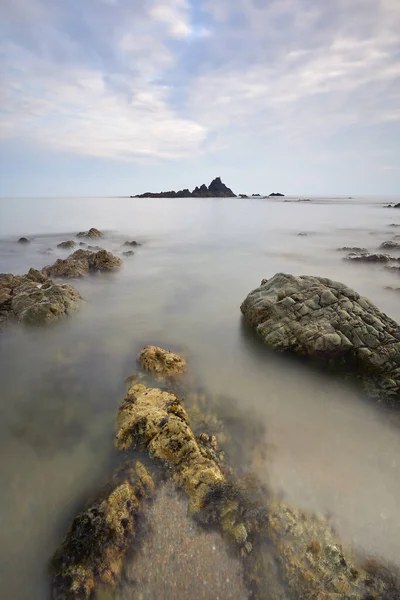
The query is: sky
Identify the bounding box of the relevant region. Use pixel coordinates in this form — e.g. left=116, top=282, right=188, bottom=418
left=0, top=0, right=399, bottom=197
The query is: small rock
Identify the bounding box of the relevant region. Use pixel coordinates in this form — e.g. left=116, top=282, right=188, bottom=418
left=139, top=346, right=187, bottom=381
left=123, top=240, right=142, bottom=247
left=380, top=241, right=400, bottom=250
left=42, top=249, right=122, bottom=278
left=344, top=253, right=394, bottom=263
left=336, top=247, right=367, bottom=253
left=76, top=227, right=103, bottom=239
left=123, top=250, right=135, bottom=257
left=57, top=240, right=76, bottom=249
left=18, top=237, right=30, bottom=244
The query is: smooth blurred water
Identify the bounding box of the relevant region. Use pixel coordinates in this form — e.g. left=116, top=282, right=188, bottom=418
left=0, top=195, right=400, bottom=599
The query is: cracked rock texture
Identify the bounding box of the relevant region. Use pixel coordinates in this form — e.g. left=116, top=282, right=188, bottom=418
left=240, top=273, right=400, bottom=405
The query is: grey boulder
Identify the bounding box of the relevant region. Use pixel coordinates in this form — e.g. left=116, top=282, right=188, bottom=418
left=241, top=273, right=400, bottom=404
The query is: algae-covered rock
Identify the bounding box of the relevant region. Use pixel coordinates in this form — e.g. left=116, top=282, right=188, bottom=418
left=43, top=249, right=122, bottom=279
left=139, top=346, right=187, bottom=382
left=0, top=271, right=81, bottom=328
left=241, top=273, right=400, bottom=404
left=268, top=501, right=400, bottom=600
left=76, top=228, right=103, bottom=239
left=51, top=461, right=154, bottom=600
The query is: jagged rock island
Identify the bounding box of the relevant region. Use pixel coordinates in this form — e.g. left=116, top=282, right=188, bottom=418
left=133, top=177, right=236, bottom=198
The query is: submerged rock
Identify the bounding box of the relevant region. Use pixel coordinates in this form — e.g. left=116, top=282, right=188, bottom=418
left=344, top=252, right=396, bottom=263
left=76, top=227, right=103, bottom=239
left=18, top=237, right=30, bottom=244
left=337, top=246, right=368, bottom=253
left=123, top=241, right=141, bottom=247
left=57, top=240, right=76, bottom=249
left=139, top=346, right=187, bottom=382
left=51, top=461, right=154, bottom=600
left=115, top=382, right=400, bottom=599
left=240, top=273, right=400, bottom=404
left=43, top=249, right=122, bottom=278
left=268, top=501, right=400, bottom=600
left=380, top=241, right=400, bottom=250
left=122, top=250, right=135, bottom=257
left=0, top=270, right=81, bottom=328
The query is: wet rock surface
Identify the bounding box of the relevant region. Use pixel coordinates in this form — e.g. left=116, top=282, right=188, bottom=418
left=0, top=269, right=81, bottom=328
left=43, top=249, right=122, bottom=278
left=51, top=462, right=155, bottom=600
left=240, top=273, right=400, bottom=404
left=139, top=346, right=187, bottom=382
left=76, top=228, right=104, bottom=239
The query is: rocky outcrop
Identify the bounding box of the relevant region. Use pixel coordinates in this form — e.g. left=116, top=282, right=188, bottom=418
left=337, top=246, right=368, bottom=253
left=43, top=249, right=122, bottom=278
left=76, top=227, right=103, bottom=239
left=344, top=252, right=399, bottom=263
left=50, top=462, right=154, bottom=600
left=139, top=346, right=187, bottom=382
left=18, top=237, right=30, bottom=244
left=0, top=269, right=81, bottom=328
left=380, top=241, right=400, bottom=250
left=269, top=193, right=285, bottom=197
left=115, top=381, right=400, bottom=599
left=134, top=177, right=236, bottom=198
left=123, top=240, right=141, bottom=247
left=240, top=273, right=400, bottom=404
left=57, top=240, right=76, bottom=249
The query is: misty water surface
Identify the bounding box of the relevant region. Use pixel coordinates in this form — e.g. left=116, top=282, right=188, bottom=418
left=0, top=195, right=400, bottom=599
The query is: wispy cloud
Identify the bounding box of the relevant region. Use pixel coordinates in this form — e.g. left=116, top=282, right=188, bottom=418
left=0, top=0, right=399, bottom=166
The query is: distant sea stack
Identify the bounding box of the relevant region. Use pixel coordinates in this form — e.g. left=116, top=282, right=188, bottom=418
left=133, top=177, right=236, bottom=198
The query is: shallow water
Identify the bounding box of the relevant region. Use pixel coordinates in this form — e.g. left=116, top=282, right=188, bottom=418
left=0, top=195, right=400, bottom=598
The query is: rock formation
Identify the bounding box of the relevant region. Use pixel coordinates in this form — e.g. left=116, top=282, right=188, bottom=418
left=76, top=227, right=103, bottom=239
left=380, top=241, right=400, bottom=250
left=51, top=462, right=154, bottom=600
left=134, top=177, right=236, bottom=198
left=240, top=273, right=400, bottom=404
left=344, top=252, right=399, bottom=264
left=57, top=241, right=76, bottom=249
left=43, top=249, right=122, bottom=278
left=123, top=241, right=141, bottom=247
left=18, top=237, right=30, bottom=244
left=0, top=269, right=81, bottom=328
left=269, top=193, right=285, bottom=197
left=138, top=345, right=187, bottom=382
left=337, top=247, right=368, bottom=253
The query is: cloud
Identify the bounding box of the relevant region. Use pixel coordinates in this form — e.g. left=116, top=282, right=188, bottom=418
left=0, top=0, right=399, bottom=164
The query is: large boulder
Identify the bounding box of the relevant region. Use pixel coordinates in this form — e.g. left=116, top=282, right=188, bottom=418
left=0, top=271, right=81, bottom=327
left=240, top=273, right=400, bottom=404
left=42, top=249, right=122, bottom=278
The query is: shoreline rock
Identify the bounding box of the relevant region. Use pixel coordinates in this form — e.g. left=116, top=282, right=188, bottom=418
left=57, top=240, right=76, bottom=249
left=0, top=269, right=82, bottom=328
left=133, top=177, right=236, bottom=198
left=344, top=252, right=399, bottom=263
left=43, top=249, right=122, bottom=279
left=240, top=273, right=400, bottom=404
left=138, top=345, right=187, bottom=382
left=76, top=227, right=103, bottom=239
left=50, top=462, right=155, bottom=600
